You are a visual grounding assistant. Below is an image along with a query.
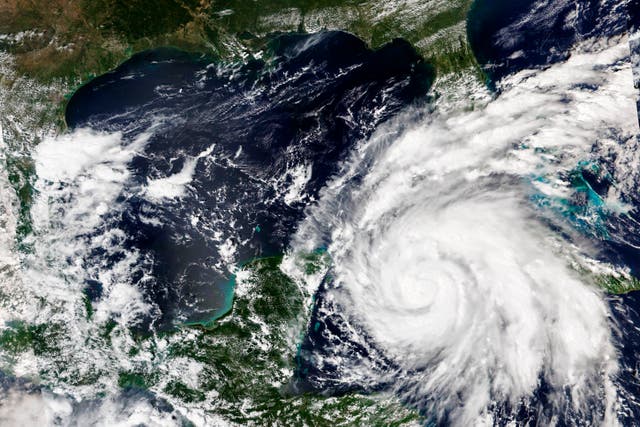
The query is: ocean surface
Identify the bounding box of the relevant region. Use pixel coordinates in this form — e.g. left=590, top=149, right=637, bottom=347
left=64, top=32, right=432, bottom=329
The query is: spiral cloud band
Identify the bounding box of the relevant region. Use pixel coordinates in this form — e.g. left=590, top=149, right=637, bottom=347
left=294, top=36, right=637, bottom=424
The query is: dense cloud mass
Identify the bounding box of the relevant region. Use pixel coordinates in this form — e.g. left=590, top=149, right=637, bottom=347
left=294, top=37, right=638, bottom=424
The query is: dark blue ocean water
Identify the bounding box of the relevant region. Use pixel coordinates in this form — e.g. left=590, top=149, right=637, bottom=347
left=65, top=31, right=433, bottom=330
left=467, top=0, right=628, bottom=83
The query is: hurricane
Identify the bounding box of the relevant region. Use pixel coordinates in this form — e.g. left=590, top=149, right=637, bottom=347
left=293, top=35, right=638, bottom=425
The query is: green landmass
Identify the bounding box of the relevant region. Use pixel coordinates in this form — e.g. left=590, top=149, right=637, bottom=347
left=596, top=274, right=640, bottom=294
left=1, top=0, right=476, bottom=109
left=0, top=254, right=422, bottom=425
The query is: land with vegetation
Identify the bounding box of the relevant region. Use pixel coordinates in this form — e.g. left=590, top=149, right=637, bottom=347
left=1, top=0, right=476, bottom=121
